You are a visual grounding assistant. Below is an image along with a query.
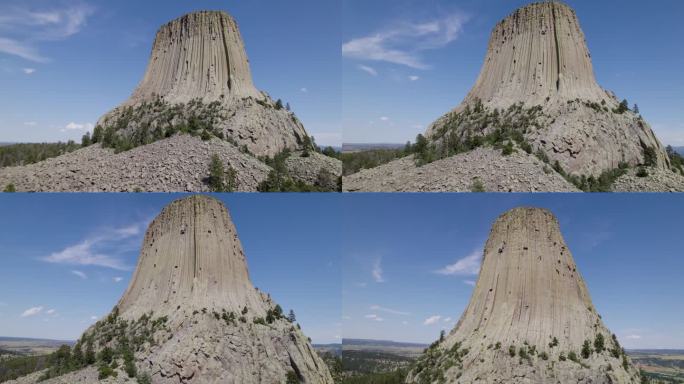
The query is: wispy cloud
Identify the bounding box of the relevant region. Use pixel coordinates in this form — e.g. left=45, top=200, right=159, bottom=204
left=408, top=75, right=420, bottom=81
left=463, top=280, right=476, bottom=286
left=342, top=13, right=469, bottom=69
left=357, top=64, right=378, bottom=76
left=71, top=270, right=87, bottom=279
left=379, top=116, right=389, bottom=121
left=23, top=121, right=37, bottom=126
left=300, top=87, right=308, bottom=93
left=0, top=3, right=95, bottom=62
left=22, top=67, right=35, bottom=75
left=21, top=306, right=43, bottom=317
left=365, top=314, right=384, bottom=322
left=424, top=315, right=442, bottom=325
left=45, top=309, right=57, bottom=315
left=370, top=305, right=410, bottom=316
left=435, top=249, right=482, bottom=276
left=42, top=221, right=148, bottom=271
left=113, top=277, right=123, bottom=283
left=625, top=334, right=642, bottom=340
left=61, top=122, right=93, bottom=132
left=372, top=257, right=385, bottom=283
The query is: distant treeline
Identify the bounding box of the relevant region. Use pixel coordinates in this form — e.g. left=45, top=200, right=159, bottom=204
left=341, top=369, right=407, bottom=384
left=0, top=353, right=51, bottom=382
left=341, top=147, right=410, bottom=176
left=0, top=142, right=81, bottom=168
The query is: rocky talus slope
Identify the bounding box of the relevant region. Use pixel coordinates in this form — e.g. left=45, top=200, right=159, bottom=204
left=343, top=148, right=579, bottom=192
left=406, top=207, right=641, bottom=384
left=9, top=196, right=334, bottom=384
left=0, top=135, right=271, bottom=192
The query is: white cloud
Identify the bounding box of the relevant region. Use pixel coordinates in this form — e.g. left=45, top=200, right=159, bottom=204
left=443, top=317, right=452, bottom=322
left=365, top=314, right=384, bottom=322
left=435, top=249, right=482, bottom=276
left=113, top=277, right=123, bottom=283
left=21, top=306, right=43, bottom=317
left=90, top=315, right=98, bottom=320
left=46, top=309, right=56, bottom=315
left=409, top=75, right=420, bottom=81
left=424, top=315, right=442, bottom=325
left=0, top=4, right=94, bottom=62
left=300, top=87, right=308, bottom=93
left=0, top=37, right=48, bottom=62
left=625, top=334, right=642, bottom=340
left=372, top=258, right=385, bottom=283
left=357, top=64, right=378, bottom=76
left=62, top=122, right=93, bottom=131
left=342, top=13, right=469, bottom=69
left=41, top=221, right=147, bottom=271
left=71, top=270, right=87, bottom=279
left=370, top=305, right=410, bottom=316
left=380, top=116, right=389, bottom=121
left=463, top=280, right=476, bottom=286
left=23, top=121, right=37, bottom=126
left=22, top=68, right=35, bottom=75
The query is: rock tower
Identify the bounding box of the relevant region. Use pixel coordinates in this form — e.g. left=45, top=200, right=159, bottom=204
left=426, top=1, right=669, bottom=176
left=97, top=11, right=308, bottom=158
left=407, top=207, right=640, bottom=384
left=83, top=195, right=333, bottom=383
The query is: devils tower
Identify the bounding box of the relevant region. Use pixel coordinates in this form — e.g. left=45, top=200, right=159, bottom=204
left=10, top=195, right=333, bottom=383
left=344, top=1, right=682, bottom=192
left=0, top=11, right=341, bottom=192
left=97, top=10, right=307, bottom=158
left=406, top=207, right=640, bottom=384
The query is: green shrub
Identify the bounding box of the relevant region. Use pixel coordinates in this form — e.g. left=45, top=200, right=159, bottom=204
left=636, top=167, right=649, bottom=177
left=509, top=345, right=516, bottom=357
left=286, top=371, right=299, bottom=383
left=470, top=178, right=485, bottom=192
left=97, top=364, right=117, bottom=380
left=581, top=340, right=592, bottom=359
left=568, top=351, right=579, bottom=363
left=549, top=337, right=559, bottom=348
left=540, top=351, right=549, bottom=360
left=3, top=184, right=16, bottom=192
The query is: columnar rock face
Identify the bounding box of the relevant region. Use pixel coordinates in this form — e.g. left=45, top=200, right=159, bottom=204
left=126, top=11, right=261, bottom=105
left=117, top=195, right=267, bottom=320
left=407, top=207, right=640, bottom=384
left=86, top=195, right=332, bottom=384
left=97, top=11, right=309, bottom=158
left=426, top=1, right=670, bottom=177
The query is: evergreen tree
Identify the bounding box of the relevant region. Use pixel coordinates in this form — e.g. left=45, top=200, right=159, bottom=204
left=633, top=104, right=639, bottom=114
left=81, top=132, right=91, bottom=147
left=287, top=310, right=296, bottom=322
left=92, top=125, right=104, bottom=143
left=208, top=154, right=226, bottom=192
left=439, top=330, right=446, bottom=342
left=85, top=340, right=96, bottom=365
left=581, top=339, right=592, bottom=359
left=275, top=99, right=284, bottom=110
left=594, top=333, right=605, bottom=352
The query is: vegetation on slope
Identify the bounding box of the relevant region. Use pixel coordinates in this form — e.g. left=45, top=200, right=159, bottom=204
left=0, top=142, right=81, bottom=168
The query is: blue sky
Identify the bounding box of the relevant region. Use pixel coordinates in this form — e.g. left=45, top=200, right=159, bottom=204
left=0, top=0, right=341, bottom=146
left=342, top=194, right=684, bottom=349
left=0, top=194, right=341, bottom=344
left=342, top=0, right=684, bottom=145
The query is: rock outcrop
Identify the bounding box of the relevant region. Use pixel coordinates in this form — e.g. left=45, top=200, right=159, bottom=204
left=406, top=207, right=641, bottom=384
left=425, top=1, right=669, bottom=177
left=97, top=11, right=307, bottom=158
left=9, top=196, right=334, bottom=384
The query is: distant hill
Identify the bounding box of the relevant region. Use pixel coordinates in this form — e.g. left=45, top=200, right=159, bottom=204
left=342, top=143, right=405, bottom=153
left=672, top=147, right=684, bottom=156
left=343, top=339, right=427, bottom=349
left=0, top=337, right=75, bottom=356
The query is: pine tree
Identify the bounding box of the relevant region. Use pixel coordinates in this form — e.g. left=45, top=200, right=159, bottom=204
left=81, top=132, right=92, bottom=147
left=633, top=104, right=639, bottom=114
left=287, top=310, right=296, bottom=322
